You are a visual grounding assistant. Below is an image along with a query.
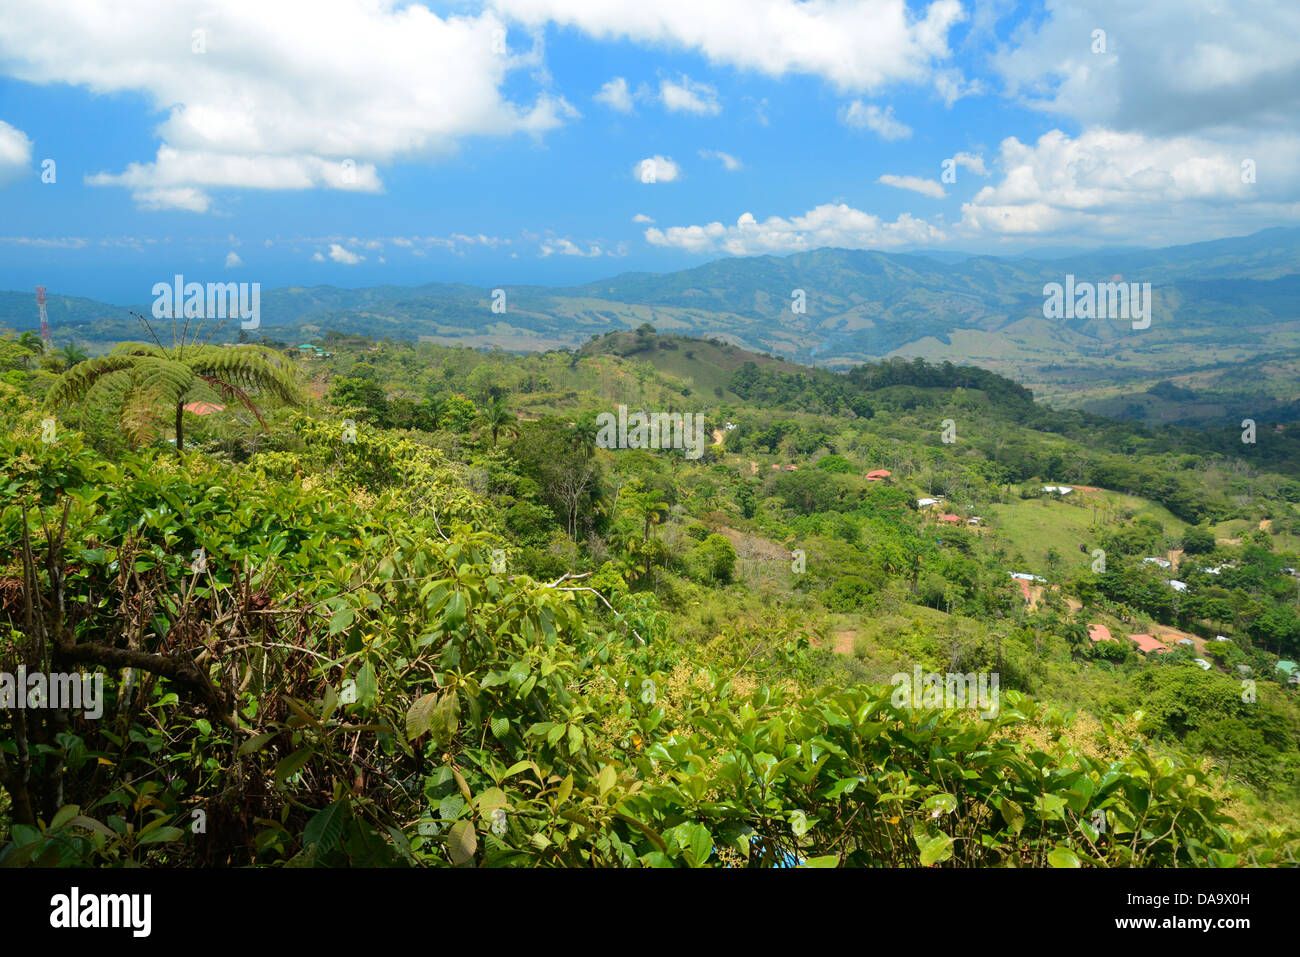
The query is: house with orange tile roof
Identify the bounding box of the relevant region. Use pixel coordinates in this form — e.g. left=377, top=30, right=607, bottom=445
left=1128, top=633, right=1170, bottom=654
left=866, top=469, right=891, bottom=481
left=1088, top=624, right=1116, bottom=644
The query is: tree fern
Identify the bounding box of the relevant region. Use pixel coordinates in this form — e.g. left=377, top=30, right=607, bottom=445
left=46, top=339, right=301, bottom=454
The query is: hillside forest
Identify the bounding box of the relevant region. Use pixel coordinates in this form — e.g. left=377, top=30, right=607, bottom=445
left=2, top=321, right=1298, bottom=868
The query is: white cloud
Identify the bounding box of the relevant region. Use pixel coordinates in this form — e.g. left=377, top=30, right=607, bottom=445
left=224, top=250, right=242, bottom=268
left=959, top=127, right=1300, bottom=242
left=327, top=243, right=363, bottom=265
left=632, top=213, right=655, bottom=223
left=934, top=69, right=983, bottom=107
left=633, top=155, right=680, bottom=183
left=699, top=149, right=742, bottom=171
left=594, top=76, right=635, bottom=113
left=0, top=1, right=576, bottom=211
left=0, top=119, right=32, bottom=184
left=878, top=174, right=945, bottom=199
left=950, top=152, right=989, bottom=177
left=840, top=102, right=911, bottom=141
left=493, top=0, right=967, bottom=92
left=134, top=186, right=211, bottom=213
left=540, top=238, right=602, bottom=257
left=312, top=252, right=325, bottom=262
left=659, top=75, right=720, bottom=115
left=992, top=0, right=1300, bottom=136
left=89, top=151, right=381, bottom=198
left=0, top=236, right=89, bottom=248
left=644, top=203, right=945, bottom=255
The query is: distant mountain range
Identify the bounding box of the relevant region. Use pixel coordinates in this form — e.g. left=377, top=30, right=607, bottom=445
left=5, top=227, right=1298, bottom=426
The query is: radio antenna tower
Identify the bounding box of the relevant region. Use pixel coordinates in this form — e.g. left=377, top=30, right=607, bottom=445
left=36, top=286, right=51, bottom=352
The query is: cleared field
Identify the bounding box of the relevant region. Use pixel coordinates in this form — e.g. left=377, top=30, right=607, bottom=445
left=983, top=489, right=1190, bottom=576
left=1210, top=517, right=1300, bottom=552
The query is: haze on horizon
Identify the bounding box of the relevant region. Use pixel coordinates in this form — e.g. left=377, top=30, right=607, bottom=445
left=1, top=0, right=1298, bottom=302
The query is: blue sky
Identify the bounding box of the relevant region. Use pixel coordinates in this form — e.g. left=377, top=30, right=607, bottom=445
left=1, top=0, right=1297, bottom=304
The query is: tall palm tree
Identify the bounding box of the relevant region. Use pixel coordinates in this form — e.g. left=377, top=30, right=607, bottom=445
left=622, top=487, right=670, bottom=540
left=17, top=331, right=43, bottom=369
left=56, top=343, right=88, bottom=368
left=569, top=416, right=600, bottom=455
left=423, top=393, right=448, bottom=430
left=477, top=396, right=518, bottom=446
left=46, top=341, right=299, bottom=455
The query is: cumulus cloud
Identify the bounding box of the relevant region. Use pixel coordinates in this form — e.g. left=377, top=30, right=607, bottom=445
left=632, top=213, right=655, bottom=223
left=0, top=1, right=576, bottom=211
left=959, top=128, right=1300, bottom=242
left=950, top=152, right=989, bottom=177
left=659, top=75, right=720, bottom=115
left=971, top=1, right=1300, bottom=243
left=224, top=250, right=242, bottom=268
left=992, top=0, right=1300, bottom=136
left=633, top=155, right=680, bottom=183
left=327, top=243, right=363, bottom=265
left=840, top=102, right=911, bottom=140
left=85, top=150, right=387, bottom=209
left=594, top=76, right=635, bottom=113
left=878, top=174, right=946, bottom=198
left=644, top=203, right=945, bottom=255
left=0, top=119, right=32, bottom=184
left=934, top=68, right=983, bottom=107
left=493, top=0, right=967, bottom=92
left=699, top=149, right=742, bottom=171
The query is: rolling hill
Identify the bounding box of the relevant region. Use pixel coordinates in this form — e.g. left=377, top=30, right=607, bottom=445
left=5, top=227, right=1298, bottom=427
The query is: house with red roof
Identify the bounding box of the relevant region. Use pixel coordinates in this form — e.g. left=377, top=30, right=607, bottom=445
left=1128, top=633, right=1170, bottom=654
left=938, top=513, right=961, bottom=525
left=1088, top=624, right=1116, bottom=644
left=866, top=469, right=891, bottom=481
left=183, top=402, right=226, bottom=416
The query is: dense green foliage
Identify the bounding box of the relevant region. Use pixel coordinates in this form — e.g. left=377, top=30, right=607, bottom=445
left=3, top=326, right=1298, bottom=867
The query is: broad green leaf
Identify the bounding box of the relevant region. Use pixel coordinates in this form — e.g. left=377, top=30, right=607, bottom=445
left=597, top=764, right=617, bottom=799
left=50, top=805, right=80, bottom=830
left=923, top=793, right=958, bottom=816
left=328, top=607, right=354, bottom=635
left=406, top=693, right=439, bottom=740
left=275, top=747, right=313, bottom=788
left=355, top=662, right=378, bottom=707
left=239, top=732, right=277, bottom=756
left=1000, top=799, right=1025, bottom=835
left=448, top=819, right=477, bottom=865
left=303, top=800, right=347, bottom=852
left=137, top=826, right=184, bottom=845
left=1048, top=846, right=1081, bottom=868
left=919, top=832, right=953, bottom=866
